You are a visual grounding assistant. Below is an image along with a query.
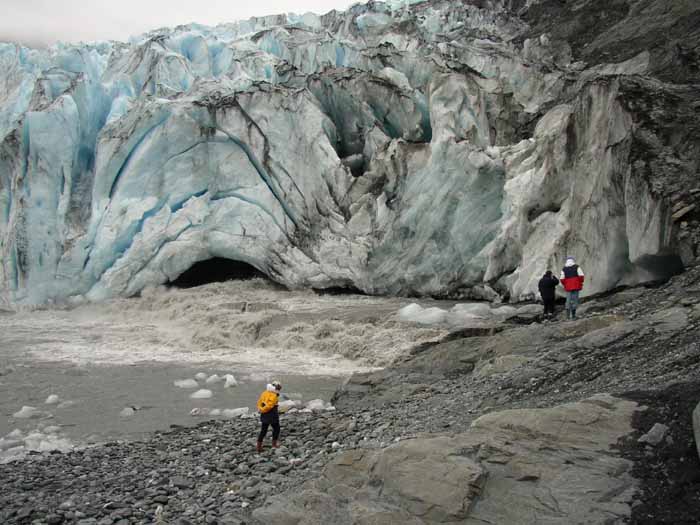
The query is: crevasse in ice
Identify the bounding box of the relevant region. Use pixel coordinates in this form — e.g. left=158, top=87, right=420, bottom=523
left=0, top=0, right=679, bottom=305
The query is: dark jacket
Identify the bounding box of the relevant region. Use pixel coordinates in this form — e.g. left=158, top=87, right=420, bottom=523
left=538, top=274, right=559, bottom=300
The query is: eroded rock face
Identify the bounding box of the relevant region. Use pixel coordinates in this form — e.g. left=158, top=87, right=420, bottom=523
left=693, top=402, right=700, bottom=461
left=253, top=394, right=639, bottom=524
left=0, top=0, right=698, bottom=305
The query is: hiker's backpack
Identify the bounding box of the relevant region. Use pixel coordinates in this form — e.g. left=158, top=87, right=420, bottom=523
left=257, top=391, right=278, bottom=414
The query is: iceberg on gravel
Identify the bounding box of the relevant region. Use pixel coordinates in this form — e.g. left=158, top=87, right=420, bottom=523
left=0, top=427, right=73, bottom=463
left=222, top=407, right=249, bottom=418
left=279, top=400, right=301, bottom=413
left=305, top=399, right=334, bottom=412
left=398, top=304, right=447, bottom=325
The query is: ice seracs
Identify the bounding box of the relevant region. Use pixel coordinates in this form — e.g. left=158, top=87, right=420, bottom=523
left=0, top=0, right=684, bottom=306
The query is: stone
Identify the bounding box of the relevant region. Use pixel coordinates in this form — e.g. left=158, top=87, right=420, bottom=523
left=672, top=204, right=696, bottom=221
left=574, top=321, right=640, bottom=349
left=171, top=476, right=196, bottom=489
left=649, top=308, right=690, bottom=335
left=243, top=487, right=259, bottom=499
left=475, top=355, right=531, bottom=377
left=638, top=423, right=669, bottom=446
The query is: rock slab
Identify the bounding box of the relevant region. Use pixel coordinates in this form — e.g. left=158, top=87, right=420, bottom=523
left=253, top=394, right=639, bottom=524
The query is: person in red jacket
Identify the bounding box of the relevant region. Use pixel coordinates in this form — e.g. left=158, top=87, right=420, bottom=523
left=560, top=256, right=584, bottom=320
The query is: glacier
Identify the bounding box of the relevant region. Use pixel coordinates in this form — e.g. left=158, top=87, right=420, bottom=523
left=0, top=0, right=695, bottom=306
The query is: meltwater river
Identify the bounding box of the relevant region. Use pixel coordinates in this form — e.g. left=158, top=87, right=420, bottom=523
left=0, top=279, right=450, bottom=462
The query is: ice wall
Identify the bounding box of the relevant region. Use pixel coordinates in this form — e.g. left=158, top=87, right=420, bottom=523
left=0, top=0, right=685, bottom=305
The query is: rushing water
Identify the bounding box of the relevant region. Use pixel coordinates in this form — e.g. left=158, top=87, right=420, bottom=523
left=0, top=279, right=447, bottom=462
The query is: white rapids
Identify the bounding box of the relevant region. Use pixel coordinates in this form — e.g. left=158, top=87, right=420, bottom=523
left=1, top=278, right=447, bottom=374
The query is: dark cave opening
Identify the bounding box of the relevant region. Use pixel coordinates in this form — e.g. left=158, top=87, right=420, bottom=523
left=635, top=253, right=685, bottom=282
left=314, top=284, right=366, bottom=296
left=168, top=257, right=268, bottom=289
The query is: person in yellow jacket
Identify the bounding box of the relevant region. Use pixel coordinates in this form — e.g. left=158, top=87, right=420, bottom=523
left=256, top=380, right=282, bottom=453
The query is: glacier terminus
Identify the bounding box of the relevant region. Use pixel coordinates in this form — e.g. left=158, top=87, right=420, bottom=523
left=0, top=0, right=693, bottom=306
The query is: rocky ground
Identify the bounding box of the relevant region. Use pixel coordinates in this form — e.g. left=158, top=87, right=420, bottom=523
left=2, top=267, right=700, bottom=524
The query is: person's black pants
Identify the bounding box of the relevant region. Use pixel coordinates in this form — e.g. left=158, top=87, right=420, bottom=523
left=543, top=297, right=555, bottom=316
left=258, top=415, right=280, bottom=442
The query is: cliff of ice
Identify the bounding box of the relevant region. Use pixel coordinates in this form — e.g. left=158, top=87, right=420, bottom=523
left=1, top=0, right=698, bottom=305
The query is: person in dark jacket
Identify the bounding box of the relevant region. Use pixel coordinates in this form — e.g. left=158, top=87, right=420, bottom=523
left=560, top=256, right=585, bottom=320
left=538, top=270, right=559, bottom=318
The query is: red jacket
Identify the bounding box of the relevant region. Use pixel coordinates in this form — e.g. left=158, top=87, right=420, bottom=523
left=560, top=264, right=584, bottom=291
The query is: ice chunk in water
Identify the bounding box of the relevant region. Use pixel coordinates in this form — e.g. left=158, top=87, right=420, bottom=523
left=223, top=374, right=238, bottom=388
left=195, top=372, right=208, bottom=381
left=398, top=303, right=447, bottom=325
left=120, top=407, right=135, bottom=417
left=222, top=407, right=249, bottom=418
left=190, top=389, right=213, bottom=399
left=45, top=394, right=60, bottom=405
left=190, top=407, right=211, bottom=416
left=13, top=406, right=41, bottom=419
left=174, top=378, right=199, bottom=389
left=205, top=374, right=221, bottom=384
left=450, top=303, right=493, bottom=318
